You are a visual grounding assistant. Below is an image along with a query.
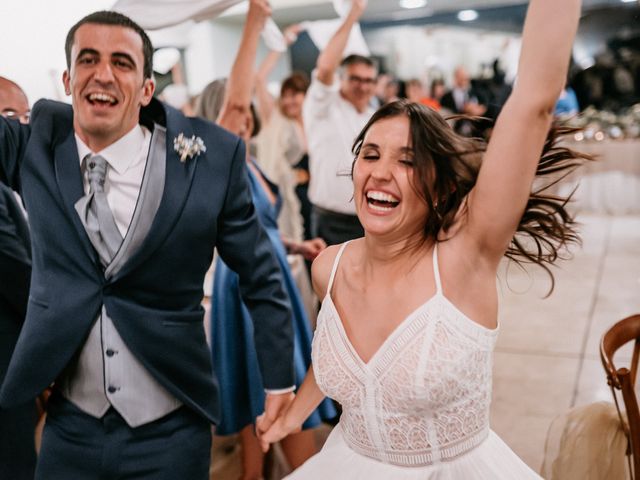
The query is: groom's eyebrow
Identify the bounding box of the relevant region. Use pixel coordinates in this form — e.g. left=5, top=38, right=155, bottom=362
left=111, top=52, right=136, bottom=68
left=76, top=48, right=100, bottom=61
left=75, top=49, right=137, bottom=68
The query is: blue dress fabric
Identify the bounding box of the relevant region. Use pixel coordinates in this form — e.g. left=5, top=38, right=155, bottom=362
left=211, top=160, right=336, bottom=435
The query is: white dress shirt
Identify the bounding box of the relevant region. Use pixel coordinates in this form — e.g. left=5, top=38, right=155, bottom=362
left=303, top=71, right=374, bottom=215
left=76, top=125, right=150, bottom=236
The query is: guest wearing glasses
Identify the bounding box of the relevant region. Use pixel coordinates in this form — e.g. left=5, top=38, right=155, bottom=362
left=303, top=0, right=376, bottom=246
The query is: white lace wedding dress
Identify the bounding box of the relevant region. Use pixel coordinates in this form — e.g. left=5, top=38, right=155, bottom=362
left=286, top=242, right=542, bottom=479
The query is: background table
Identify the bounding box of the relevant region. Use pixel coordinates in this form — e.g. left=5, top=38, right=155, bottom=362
left=552, top=139, right=640, bottom=214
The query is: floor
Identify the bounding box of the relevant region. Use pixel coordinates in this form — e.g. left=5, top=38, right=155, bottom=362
left=491, top=213, right=640, bottom=472
left=210, top=213, right=640, bottom=479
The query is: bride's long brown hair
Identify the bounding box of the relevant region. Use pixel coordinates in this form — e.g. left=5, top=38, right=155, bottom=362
left=351, top=100, right=593, bottom=293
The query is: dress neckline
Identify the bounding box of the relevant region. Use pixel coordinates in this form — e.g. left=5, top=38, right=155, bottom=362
left=324, top=291, right=441, bottom=368
left=322, top=241, right=498, bottom=370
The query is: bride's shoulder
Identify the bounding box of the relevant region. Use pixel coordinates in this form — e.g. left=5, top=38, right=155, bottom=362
left=311, top=241, right=358, bottom=298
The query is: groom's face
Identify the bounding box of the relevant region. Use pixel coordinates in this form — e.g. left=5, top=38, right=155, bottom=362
left=63, top=23, right=154, bottom=151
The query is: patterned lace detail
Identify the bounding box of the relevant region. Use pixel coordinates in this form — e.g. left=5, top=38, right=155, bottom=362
left=312, top=293, right=498, bottom=467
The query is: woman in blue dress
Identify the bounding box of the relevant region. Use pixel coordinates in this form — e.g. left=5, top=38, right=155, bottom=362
left=195, top=2, right=336, bottom=477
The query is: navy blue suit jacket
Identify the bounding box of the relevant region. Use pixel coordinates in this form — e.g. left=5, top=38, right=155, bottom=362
left=0, top=98, right=294, bottom=424
left=0, top=182, right=31, bottom=385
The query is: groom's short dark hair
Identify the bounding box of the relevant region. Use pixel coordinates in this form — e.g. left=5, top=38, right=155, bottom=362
left=65, top=10, right=154, bottom=80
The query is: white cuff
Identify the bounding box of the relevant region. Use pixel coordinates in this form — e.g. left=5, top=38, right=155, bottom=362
left=264, top=386, right=296, bottom=395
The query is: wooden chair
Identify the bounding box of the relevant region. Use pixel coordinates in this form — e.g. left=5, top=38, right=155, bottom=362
left=601, top=314, right=640, bottom=480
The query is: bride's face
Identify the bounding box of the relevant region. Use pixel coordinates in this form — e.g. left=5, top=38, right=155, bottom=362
left=353, top=115, right=428, bottom=239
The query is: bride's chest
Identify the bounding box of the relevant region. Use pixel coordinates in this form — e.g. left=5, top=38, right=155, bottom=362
left=311, top=305, right=494, bottom=413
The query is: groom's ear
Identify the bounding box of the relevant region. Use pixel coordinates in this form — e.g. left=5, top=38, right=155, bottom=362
left=139, top=77, right=155, bottom=107
left=62, top=71, right=71, bottom=96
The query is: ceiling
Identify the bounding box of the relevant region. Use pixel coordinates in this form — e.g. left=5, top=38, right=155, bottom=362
left=218, top=0, right=639, bottom=28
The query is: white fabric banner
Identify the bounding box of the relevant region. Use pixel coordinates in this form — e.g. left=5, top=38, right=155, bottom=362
left=300, top=19, right=370, bottom=58
left=111, top=0, right=242, bottom=29
left=111, top=0, right=287, bottom=52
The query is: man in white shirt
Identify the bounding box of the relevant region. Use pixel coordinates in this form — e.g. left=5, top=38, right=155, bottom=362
left=0, top=10, right=294, bottom=480
left=303, top=0, right=376, bottom=245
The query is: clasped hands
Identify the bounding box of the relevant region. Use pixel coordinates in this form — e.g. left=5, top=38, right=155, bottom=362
left=255, top=391, right=300, bottom=452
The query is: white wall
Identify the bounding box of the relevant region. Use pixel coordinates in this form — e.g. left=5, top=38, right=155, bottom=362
left=185, top=19, right=292, bottom=97
left=0, top=0, right=114, bottom=104
left=364, top=25, right=521, bottom=86
left=0, top=1, right=292, bottom=107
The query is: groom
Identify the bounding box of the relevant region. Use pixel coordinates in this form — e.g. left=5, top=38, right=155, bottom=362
left=0, top=10, right=294, bottom=479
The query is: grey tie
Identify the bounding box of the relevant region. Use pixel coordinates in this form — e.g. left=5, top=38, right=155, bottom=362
left=75, top=155, right=123, bottom=265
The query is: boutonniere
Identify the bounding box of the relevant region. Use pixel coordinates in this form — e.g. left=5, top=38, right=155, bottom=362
left=174, top=133, right=207, bottom=163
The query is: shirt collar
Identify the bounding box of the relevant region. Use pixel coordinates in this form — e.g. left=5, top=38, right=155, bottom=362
left=75, top=125, right=149, bottom=175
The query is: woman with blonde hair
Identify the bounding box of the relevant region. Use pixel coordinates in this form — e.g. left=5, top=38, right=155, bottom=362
left=198, top=2, right=335, bottom=478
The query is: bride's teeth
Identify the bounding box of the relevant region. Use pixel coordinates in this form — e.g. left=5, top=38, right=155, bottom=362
left=367, top=191, right=399, bottom=203
left=369, top=203, right=394, bottom=212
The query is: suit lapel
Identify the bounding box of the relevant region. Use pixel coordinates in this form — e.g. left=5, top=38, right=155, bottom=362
left=53, top=131, right=100, bottom=266
left=110, top=106, right=199, bottom=281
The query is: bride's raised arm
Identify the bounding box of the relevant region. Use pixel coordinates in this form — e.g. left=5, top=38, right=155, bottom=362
left=463, top=0, right=582, bottom=264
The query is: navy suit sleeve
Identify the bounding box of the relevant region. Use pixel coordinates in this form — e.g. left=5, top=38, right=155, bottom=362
left=215, top=139, right=295, bottom=390
left=0, top=190, right=31, bottom=325
left=0, top=117, right=30, bottom=192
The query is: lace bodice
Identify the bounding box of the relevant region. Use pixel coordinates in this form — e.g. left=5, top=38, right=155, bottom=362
left=312, top=243, right=499, bottom=467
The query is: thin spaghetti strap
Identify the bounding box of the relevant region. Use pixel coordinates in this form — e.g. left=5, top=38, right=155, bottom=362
left=432, top=243, right=442, bottom=294
left=326, top=241, right=350, bottom=296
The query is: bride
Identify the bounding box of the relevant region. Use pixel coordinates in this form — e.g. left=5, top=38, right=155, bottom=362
left=258, top=0, right=587, bottom=477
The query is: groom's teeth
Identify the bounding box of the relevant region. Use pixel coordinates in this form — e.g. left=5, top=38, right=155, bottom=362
left=88, top=93, right=116, bottom=104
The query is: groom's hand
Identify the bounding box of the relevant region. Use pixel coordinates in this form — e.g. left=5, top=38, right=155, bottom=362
left=256, top=391, right=295, bottom=436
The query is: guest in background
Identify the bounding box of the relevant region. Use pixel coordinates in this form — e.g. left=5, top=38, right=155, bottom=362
left=405, top=78, right=425, bottom=103
left=254, top=25, right=312, bottom=242
left=406, top=78, right=441, bottom=111
left=304, top=0, right=375, bottom=246
left=198, top=2, right=336, bottom=478
left=441, top=66, right=488, bottom=136
left=430, top=78, right=446, bottom=107
left=375, top=74, right=400, bottom=106
left=555, top=85, right=580, bottom=116
left=0, top=75, right=36, bottom=480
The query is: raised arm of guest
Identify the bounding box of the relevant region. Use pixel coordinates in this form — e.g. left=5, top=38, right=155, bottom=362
left=217, top=0, right=271, bottom=135
left=255, top=24, right=302, bottom=125
left=315, top=0, right=367, bottom=86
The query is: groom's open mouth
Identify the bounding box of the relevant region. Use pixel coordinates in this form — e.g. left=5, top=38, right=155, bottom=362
left=86, top=92, right=119, bottom=108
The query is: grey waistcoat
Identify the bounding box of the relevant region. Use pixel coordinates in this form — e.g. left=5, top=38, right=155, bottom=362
left=59, top=126, right=182, bottom=427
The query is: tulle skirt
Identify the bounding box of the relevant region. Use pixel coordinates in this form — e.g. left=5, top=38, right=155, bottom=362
left=286, top=424, right=542, bottom=479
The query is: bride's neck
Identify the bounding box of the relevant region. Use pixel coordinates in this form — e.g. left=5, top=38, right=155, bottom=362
left=361, top=232, right=432, bottom=274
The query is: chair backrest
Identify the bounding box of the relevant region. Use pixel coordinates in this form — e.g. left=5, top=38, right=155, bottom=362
left=601, top=314, right=640, bottom=480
